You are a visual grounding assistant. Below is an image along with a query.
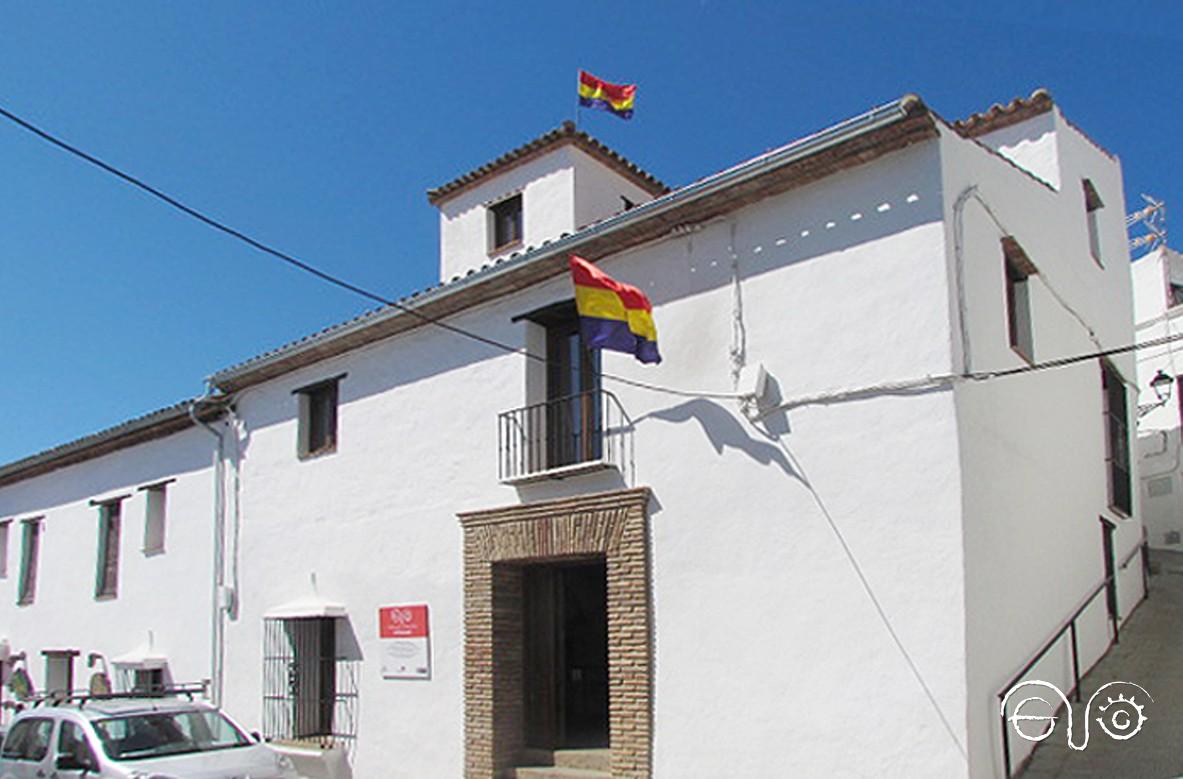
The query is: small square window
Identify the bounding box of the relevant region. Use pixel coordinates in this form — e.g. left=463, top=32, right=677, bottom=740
left=1168, top=283, right=1183, bottom=309
left=296, top=377, right=342, bottom=459
left=489, top=194, right=523, bottom=253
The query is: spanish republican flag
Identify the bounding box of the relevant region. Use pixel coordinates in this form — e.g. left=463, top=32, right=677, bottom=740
left=570, top=255, right=660, bottom=364
left=578, top=70, right=636, bottom=120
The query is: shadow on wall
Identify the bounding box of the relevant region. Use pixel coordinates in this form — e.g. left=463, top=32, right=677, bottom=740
left=641, top=398, right=799, bottom=480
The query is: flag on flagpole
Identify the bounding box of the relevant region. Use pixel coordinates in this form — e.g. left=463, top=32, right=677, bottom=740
left=578, top=70, right=636, bottom=120
left=569, top=254, right=660, bottom=364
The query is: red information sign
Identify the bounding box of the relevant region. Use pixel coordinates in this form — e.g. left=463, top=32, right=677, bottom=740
left=379, top=604, right=429, bottom=639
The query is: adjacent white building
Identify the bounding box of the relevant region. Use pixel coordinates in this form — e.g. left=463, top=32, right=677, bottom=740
left=0, top=90, right=1148, bottom=779
left=1132, top=244, right=1183, bottom=549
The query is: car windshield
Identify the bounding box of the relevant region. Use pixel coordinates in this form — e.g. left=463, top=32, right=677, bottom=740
left=93, top=709, right=251, bottom=761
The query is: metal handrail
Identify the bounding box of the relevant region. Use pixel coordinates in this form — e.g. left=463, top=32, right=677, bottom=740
left=497, top=389, right=634, bottom=483
left=997, top=540, right=1150, bottom=776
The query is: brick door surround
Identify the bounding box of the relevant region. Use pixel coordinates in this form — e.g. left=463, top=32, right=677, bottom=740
left=458, top=487, right=652, bottom=779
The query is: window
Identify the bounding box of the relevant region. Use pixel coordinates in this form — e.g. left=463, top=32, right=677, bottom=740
left=263, top=617, right=357, bottom=749
left=56, top=721, right=99, bottom=772
left=296, top=377, right=342, bottom=459
left=0, top=717, right=53, bottom=761
left=1102, top=360, right=1132, bottom=515
left=1002, top=237, right=1037, bottom=361
left=1169, top=282, right=1183, bottom=309
left=489, top=193, right=523, bottom=252
left=133, top=668, right=165, bottom=694
left=0, top=520, right=9, bottom=579
left=1083, top=179, right=1104, bottom=265
left=17, top=517, right=42, bottom=605
left=139, top=480, right=172, bottom=555
left=95, top=500, right=122, bottom=599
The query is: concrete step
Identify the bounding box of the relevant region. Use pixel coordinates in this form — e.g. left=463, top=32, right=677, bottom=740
left=512, top=767, right=610, bottom=779
left=554, top=749, right=610, bottom=771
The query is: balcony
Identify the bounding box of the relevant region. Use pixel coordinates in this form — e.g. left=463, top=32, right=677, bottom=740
left=498, top=389, right=633, bottom=484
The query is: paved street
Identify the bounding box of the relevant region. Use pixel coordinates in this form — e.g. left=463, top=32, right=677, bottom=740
left=1020, top=550, right=1183, bottom=779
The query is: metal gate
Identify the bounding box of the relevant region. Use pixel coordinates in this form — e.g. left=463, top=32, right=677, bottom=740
left=262, top=617, right=358, bottom=757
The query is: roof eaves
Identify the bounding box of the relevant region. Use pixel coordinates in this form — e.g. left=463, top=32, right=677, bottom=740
left=212, top=94, right=932, bottom=392
left=953, top=88, right=1055, bottom=138
left=0, top=398, right=227, bottom=488
left=426, top=120, right=668, bottom=206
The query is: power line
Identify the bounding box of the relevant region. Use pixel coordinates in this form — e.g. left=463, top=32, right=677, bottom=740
left=4, top=103, right=1175, bottom=405
left=0, top=102, right=746, bottom=401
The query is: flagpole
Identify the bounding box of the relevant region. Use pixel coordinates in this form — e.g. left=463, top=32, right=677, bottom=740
left=574, top=70, right=581, bottom=130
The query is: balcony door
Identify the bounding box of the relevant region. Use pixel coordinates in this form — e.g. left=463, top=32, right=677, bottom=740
left=545, top=305, right=601, bottom=468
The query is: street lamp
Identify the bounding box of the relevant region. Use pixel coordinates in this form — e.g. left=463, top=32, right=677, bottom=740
left=1138, top=369, right=1175, bottom=418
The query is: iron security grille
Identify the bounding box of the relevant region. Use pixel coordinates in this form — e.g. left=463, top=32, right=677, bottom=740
left=262, top=617, right=358, bottom=757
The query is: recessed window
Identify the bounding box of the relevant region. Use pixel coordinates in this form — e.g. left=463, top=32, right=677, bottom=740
left=0, top=520, right=9, bottom=579
left=139, top=480, right=172, bottom=555
left=1102, top=360, right=1131, bottom=516
left=133, top=668, right=165, bottom=694
left=17, top=517, right=42, bottom=605
left=95, top=500, right=122, bottom=599
left=263, top=617, right=356, bottom=747
left=489, top=194, right=523, bottom=253
left=296, top=376, right=343, bottom=459
left=1168, top=282, right=1183, bottom=309
left=1083, top=179, right=1104, bottom=266
left=1002, top=237, right=1038, bottom=362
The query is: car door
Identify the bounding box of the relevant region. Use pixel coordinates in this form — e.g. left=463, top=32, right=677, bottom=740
left=0, top=717, right=54, bottom=779
left=52, top=721, right=101, bottom=779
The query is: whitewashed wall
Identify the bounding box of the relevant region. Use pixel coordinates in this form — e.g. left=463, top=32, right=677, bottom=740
left=938, top=112, right=1144, bottom=778
left=437, top=149, right=576, bottom=282
left=570, top=146, right=656, bottom=231
left=0, top=425, right=217, bottom=720
left=437, top=144, right=659, bottom=283
left=1132, top=247, right=1183, bottom=549
left=222, top=138, right=977, bottom=778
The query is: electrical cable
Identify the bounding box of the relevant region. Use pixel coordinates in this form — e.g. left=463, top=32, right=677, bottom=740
left=3, top=103, right=1175, bottom=403
left=0, top=102, right=747, bottom=401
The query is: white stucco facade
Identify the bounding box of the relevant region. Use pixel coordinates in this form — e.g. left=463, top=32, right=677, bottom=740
left=1132, top=245, right=1183, bottom=550
left=0, top=93, right=1146, bottom=779
left=0, top=424, right=217, bottom=704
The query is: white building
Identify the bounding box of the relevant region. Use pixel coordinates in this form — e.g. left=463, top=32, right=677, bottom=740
left=1132, top=244, right=1183, bottom=549
left=0, top=90, right=1148, bottom=779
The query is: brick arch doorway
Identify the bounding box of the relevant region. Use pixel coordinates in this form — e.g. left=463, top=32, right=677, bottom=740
left=458, top=487, right=652, bottom=779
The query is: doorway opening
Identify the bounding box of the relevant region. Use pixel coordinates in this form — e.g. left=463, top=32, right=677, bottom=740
left=522, top=558, right=609, bottom=750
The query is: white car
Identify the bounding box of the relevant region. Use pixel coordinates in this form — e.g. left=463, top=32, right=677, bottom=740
left=0, top=697, right=298, bottom=779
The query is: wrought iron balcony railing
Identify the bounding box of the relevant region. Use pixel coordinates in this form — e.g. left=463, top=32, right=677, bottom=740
left=498, top=389, right=633, bottom=484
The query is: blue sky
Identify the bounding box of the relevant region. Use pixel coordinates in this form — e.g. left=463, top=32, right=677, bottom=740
left=0, top=2, right=1179, bottom=465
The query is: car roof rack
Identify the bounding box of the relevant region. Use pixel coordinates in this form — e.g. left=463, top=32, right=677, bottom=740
left=30, top=681, right=210, bottom=708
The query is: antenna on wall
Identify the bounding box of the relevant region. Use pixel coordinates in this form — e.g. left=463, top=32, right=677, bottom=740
left=1128, top=194, right=1167, bottom=251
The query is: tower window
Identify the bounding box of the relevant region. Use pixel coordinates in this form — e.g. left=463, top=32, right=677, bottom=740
left=490, top=194, right=523, bottom=252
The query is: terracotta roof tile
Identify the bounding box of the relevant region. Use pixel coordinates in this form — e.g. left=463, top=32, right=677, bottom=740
left=426, top=120, right=668, bottom=205
left=953, top=87, right=1115, bottom=159
left=953, top=88, right=1055, bottom=138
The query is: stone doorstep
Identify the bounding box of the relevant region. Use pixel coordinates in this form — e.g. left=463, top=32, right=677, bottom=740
left=511, top=767, right=611, bottom=779
left=554, top=749, right=611, bottom=771
left=507, top=748, right=611, bottom=778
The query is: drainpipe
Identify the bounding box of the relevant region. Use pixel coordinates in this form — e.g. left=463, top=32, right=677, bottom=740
left=189, top=383, right=228, bottom=707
